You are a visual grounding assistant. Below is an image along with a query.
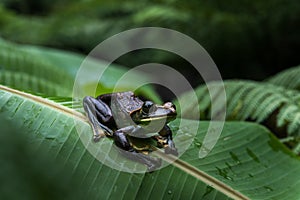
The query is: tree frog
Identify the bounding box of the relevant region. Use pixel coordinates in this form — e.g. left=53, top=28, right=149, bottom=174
left=83, top=91, right=178, bottom=170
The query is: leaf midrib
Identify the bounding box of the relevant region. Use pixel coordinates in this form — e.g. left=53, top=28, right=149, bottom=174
left=154, top=150, right=248, bottom=200
left=0, top=84, right=249, bottom=200
left=0, top=84, right=86, bottom=122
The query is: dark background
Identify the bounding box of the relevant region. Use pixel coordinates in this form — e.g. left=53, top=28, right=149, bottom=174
left=0, top=0, right=299, bottom=91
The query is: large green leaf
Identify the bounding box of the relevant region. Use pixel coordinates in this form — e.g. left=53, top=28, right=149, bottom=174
left=1, top=85, right=300, bottom=200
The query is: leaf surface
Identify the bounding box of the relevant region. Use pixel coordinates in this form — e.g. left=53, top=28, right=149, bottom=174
left=1, top=85, right=300, bottom=200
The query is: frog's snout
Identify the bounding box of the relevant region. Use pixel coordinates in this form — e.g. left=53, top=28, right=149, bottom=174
left=163, top=102, right=176, bottom=114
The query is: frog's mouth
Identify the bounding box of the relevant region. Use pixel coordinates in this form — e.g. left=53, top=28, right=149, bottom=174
left=138, top=110, right=177, bottom=123
left=139, top=115, right=172, bottom=123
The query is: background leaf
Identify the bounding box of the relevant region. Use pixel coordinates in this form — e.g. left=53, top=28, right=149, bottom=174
left=0, top=38, right=160, bottom=102
left=176, top=80, right=300, bottom=153
left=0, top=38, right=74, bottom=96
left=266, top=65, right=300, bottom=91
left=1, top=0, right=299, bottom=81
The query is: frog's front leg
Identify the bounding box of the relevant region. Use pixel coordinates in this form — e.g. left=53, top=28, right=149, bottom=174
left=157, top=125, right=178, bottom=156
left=83, top=96, right=114, bottom=141
left=113, top=126, right=162, bottom=171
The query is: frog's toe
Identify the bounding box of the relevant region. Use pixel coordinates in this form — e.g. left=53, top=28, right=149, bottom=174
left=165, top=146, right=178, bottom=156
left=147, top=165, right=158, bottom=172
left=147, top=158, right=162, bottom=172
left=93, top=134, right=105, bottom=142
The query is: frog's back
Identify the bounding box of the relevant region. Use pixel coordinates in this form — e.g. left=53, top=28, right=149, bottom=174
left=112, top=91, right=144, bottom=114
left=108, top=91, right=143, bottom=127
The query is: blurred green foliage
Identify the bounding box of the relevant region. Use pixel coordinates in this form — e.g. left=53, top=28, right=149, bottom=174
left=0, top=0, right=299, bottom=83
left=0, top=116, right=84, bottom=200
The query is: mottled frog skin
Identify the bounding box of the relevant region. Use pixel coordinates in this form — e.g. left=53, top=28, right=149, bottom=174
left=83, top=91, right=177, bottom=170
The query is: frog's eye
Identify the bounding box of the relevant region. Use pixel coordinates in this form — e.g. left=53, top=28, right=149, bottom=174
left=163, top=102, right=175, bottom=109
left=171, top=103, right=176, bottom=110
left=164, top=102, right=176, bottom=110
left=142, top=101, right=154, bottom=113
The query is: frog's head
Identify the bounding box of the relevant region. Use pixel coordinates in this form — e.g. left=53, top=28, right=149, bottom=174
left=132, top=100, right=177, bottom=125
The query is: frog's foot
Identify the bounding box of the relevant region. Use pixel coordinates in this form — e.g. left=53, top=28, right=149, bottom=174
left=91, top=125, right=107, bottom=142
left=93, top=134, right=105, bottom=142
left=152, top=135, right=167, bottom=148
left=147, top=157, right=162, bottom=172
left=164, top=146, right=178, bottom=156
left=118, top=149, right=162, bottom=171
left=152, top=135, right=179, bottom=156
left=114, top=130, right=162, bottom=171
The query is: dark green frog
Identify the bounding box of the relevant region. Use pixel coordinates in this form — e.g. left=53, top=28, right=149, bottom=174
left=83, top=91, right=177, bottom=170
